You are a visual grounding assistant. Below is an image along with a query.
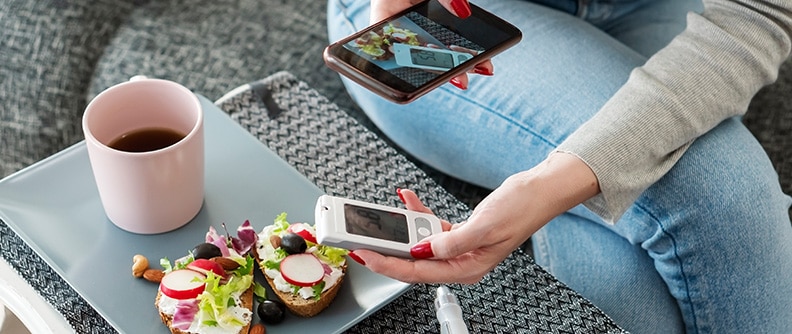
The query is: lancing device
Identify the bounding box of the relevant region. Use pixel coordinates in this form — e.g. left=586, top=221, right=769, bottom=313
left=435, top=286, right=469, bottom=334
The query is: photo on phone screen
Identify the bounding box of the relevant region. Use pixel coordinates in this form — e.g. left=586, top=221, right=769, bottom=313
left=325, top=1, right=522, bottom=103
left=343, top=12, right=483, bottom=87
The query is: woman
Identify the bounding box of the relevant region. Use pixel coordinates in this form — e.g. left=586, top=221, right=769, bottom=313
left=327, top=0, right=792, bottom=332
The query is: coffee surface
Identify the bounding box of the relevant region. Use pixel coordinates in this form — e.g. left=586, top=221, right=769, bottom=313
left=108, top=127, right=186, bottom=152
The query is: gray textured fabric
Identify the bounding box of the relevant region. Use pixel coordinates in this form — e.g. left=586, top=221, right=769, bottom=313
left=1, top=0, right=136, bottom=177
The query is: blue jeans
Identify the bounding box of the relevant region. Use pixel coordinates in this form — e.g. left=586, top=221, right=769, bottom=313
left=327, top=0, right=792, bottom=333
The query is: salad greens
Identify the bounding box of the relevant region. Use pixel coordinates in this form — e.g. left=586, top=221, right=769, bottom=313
left=265, top=213, right=349, bottom=300
left=197, top=272, right=253, bottom=327
left=354, top=23, right=420, bottom=59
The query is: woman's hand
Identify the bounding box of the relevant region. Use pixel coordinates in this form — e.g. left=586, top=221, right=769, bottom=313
left=349, top=152, right=600, bottom=284
left=369, top=0, right=492, bottom=90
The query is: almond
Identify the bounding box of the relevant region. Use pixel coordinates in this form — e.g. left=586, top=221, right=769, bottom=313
left=269, top=235, right=281, bottom=249
left=211, top=257, right=241, bottom=271
left=249, top=323, right=266, bottom=334
left=142, top=269, right=165, bottom=283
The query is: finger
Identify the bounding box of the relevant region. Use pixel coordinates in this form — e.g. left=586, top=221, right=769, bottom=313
left=446, top=45, right=493, bottom=76
left=449, top=75, right=469, bottom=90
left=470, top=59, right=494, bottom=76
left=397, top=188, right=453, bottom=231
left=397, top=189, right=482, bottom=258
left=351, top=249, right=488, bottom=284
left=448, top=45, right=477, bottom=56
left=411, top=218, right=498, bottom=261
left=437, top=0, right=472, bottom=19
left=397, top=188, right=433, bottom=214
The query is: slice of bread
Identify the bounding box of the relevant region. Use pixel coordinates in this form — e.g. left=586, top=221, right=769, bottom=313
left=263, top=262, right=347, bottom=317
left=155, top=285, right=254, bottom=334
left=252, top=247, right=347, bottom=317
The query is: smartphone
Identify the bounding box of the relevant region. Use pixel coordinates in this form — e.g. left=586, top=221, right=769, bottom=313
left=323, top=1, right=522, bottom=104
left=315, top=195, right=443, bottom=258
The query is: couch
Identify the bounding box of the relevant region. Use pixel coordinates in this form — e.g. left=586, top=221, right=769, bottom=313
left=2, top=0, right=790, bottom=213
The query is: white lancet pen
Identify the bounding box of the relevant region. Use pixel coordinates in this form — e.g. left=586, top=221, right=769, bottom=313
left=434, top=286, right=469, bottom=334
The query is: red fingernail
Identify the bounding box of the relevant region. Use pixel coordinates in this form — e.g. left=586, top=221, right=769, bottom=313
left=450, top=0, right=472, bottom=18
left=473, top=66, right=493, bottom=76
left=348, top=251, right=366, bottom=266
left=449, top=78, right=467, bottom=90
left=410, top=242, right=434, bottom=259
left=396, top=188, right=406, bottom=204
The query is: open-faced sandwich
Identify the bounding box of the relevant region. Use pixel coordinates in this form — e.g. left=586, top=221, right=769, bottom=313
left=253, top=213, right=349, bottom=317
left=154, top=222, right=259, bottom=333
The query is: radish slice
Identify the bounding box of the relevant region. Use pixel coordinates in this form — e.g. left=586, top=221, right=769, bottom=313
left=288, top=223, right=317, bottom=244
left=187, top=258, right=226, bottom=278
left=160, top=269, right=206, bottom=300
left=280, top=254, right=325, bottom=287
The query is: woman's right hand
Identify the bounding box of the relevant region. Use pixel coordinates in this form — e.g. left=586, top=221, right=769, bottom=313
left=370, top=0, right=492, bottom=90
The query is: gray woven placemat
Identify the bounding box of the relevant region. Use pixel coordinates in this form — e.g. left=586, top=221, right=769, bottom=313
left=0, top=220, right=115, bottom=333
left=216, top=71, right=626, bottom=334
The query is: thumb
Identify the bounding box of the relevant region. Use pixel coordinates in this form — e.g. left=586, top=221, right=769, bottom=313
left=410, top=222, right=482, bottom=259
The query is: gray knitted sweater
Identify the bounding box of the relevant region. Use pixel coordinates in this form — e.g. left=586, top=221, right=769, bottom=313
left=556, top=0, right=792, bottom=223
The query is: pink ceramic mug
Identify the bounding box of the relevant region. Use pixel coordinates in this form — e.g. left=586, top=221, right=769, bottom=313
left=82, top=77, right=204, bottom=234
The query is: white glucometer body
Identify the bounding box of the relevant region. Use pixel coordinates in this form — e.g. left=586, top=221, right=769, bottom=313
left=315, top=194, right=443, bottom=258
left=393, top=43, right=474, bottom=72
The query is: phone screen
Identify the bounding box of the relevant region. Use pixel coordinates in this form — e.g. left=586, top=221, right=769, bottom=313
left=343, top=204, right=410, bottom=243
left=325, top=1, right=521, bottom=102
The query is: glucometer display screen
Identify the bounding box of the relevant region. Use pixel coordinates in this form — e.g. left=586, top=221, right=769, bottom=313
left=412, top=49, right=454, bottom=68
left=344, top=204, right=410, bottom=243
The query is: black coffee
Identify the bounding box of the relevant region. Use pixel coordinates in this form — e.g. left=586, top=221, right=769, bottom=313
left=108, top=127, right=186, bottom=152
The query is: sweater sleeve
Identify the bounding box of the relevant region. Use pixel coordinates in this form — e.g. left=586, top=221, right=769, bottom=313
left=555, top=0, right=792, bottom=223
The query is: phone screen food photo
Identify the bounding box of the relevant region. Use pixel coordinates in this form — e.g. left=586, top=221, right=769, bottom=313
left=324, top=1, right=522, bottom=103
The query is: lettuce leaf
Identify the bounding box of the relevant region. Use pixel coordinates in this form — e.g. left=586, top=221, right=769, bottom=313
left=229, top=254, right=255, bottom=276
left=314, top=244, right=349, bottom=267
left=160, top=255, right=192, bottom=273
left=272, top=212, right=290, bottom=234
left=196, top=272, right=253, bottom=328
left=253, top=282, right=267, bottom=302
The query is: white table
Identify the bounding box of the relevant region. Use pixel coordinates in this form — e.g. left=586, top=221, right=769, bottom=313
left=0, top=257, right=72, bottom=333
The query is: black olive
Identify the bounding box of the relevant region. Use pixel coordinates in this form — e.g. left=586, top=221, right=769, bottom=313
left=280, top=233, right=307, bottom=255
left=257, top=299, right=286, bottom=324
left=192, top=243, right=222, bottom=260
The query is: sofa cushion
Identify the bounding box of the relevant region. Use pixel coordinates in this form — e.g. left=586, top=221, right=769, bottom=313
left=0, top=0, right=138, bottom=177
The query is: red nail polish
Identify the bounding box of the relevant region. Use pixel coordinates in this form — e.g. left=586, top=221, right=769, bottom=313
left=410, top=242, right=434, bottom=259
left=396, top=188, right=406, bottom=204
left=473, top=66, right=493, bottom=76
left=450, top=0, right=472, bottom=18
left=348, top=251, right=366, bottom=266
left=449, top=78, right=467, bottom=90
